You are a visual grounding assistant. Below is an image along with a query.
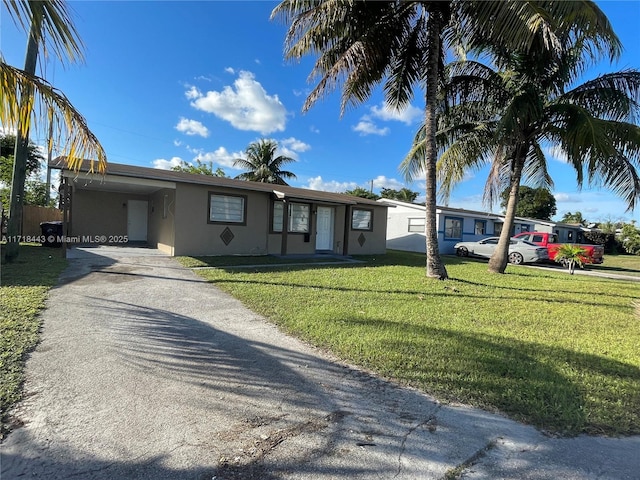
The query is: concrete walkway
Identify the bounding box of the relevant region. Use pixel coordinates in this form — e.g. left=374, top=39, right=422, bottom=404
left=1, top=246, right=639, bottom=479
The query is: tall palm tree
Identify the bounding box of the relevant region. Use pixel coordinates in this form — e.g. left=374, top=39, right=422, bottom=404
left=403, top=38, right=640, bottom=273
left=1, top=0, right=106, bottom=262
left=233, top=139, right=297, bottom=185
left=271, top=0, right=618, bottom=280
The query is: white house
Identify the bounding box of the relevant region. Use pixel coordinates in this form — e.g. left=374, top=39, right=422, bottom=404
left=378, top=199, right=538, bottom=254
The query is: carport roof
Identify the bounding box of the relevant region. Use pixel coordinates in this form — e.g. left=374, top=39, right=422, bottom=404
left=50, top=157, right=382, bottom=207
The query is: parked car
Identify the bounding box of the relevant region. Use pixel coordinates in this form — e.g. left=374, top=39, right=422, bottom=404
left=454, top=237, right=549, bottom=264
left=512, top=232, right=604, bottom=264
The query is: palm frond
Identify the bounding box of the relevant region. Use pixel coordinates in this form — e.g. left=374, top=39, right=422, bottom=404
left=0, top=61, right=106, bottom=173
left=3, top=0, right=84, bottom=64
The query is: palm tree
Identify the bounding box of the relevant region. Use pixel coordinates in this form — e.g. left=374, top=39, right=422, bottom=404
left=271, top=0, right=618, bottom=280
left=552, top=244, right=591, bottom=274
left=2, top=0, right=106, bottom=262
left=233, top=139, right=297, bottom=185
left=403, top=36, right=639, bottom=274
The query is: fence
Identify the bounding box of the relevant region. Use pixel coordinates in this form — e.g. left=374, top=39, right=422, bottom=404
left=21, top=205, right=63, bottom=237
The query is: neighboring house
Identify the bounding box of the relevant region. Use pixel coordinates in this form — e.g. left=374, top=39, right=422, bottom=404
left=50, top=159, right=388, bottom=256
left=523, top=219, right=593, bottom=243
left=378, top=199, right=536, bottom=254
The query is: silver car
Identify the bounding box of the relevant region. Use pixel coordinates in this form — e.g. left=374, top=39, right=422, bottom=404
left=454, top=237, right=549, bottom=264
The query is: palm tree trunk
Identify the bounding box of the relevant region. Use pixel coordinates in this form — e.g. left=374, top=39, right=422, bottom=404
left=4, top=19, right=39, bottom=263
left=424, top=8, right=448, bottom=280
left=488, top=156, right=525, bottom=274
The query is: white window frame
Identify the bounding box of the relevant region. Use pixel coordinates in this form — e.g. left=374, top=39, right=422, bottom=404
left=408, top=217, right=425, bottom=233
left=272, top=201, right=310, bottom=233
left=209, top=193, right=246, bottom=224
left=352, top=208, right=373, bottom=231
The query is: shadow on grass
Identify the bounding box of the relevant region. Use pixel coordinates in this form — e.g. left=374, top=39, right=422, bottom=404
left=0, top=245, right=67, bottom=287
left=205, top=276, right=632, bottom=310
left=335, top=316, right=640, bottom=436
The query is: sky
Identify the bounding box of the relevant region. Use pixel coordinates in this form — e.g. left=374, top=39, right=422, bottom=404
left=1, top=0, right=639, bottom=223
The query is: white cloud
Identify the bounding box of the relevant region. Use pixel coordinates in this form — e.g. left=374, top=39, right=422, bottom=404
left=554, top=192, right=582, bottom=203
left=194, top=146, right=244, bottom=169
left=371, top=103, right=422, bottom=125
left=224, top=67, right=235, bottom=74
left=153, top=157, right=183, bottom=170
left=188, top=70, right=287, bottom=134
left=175, top=117, right=209, bottom=137
left=185, top=86, right=200, bottom=100
left=303, top=175, right=405, bottom=194
left=305, top=176, right=359, bottom=193
left=371, top=175, right=405, bottom=190
left=352, top=120, right=390, bottom=136
left=280, top=137, right=310, bottom=153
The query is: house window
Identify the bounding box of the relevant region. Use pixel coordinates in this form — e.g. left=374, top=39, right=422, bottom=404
left=474, top=220, right=486, bottom=235
left=408, top=217, right=425, bottom=233
left=444, top=217, right=463, bottom=239
left=494, top=223, right=503, bottom=235
left=272, top=201, right=310, bottom=233
left=521, top=224, right=530, bottom=232
left=352, top=208, right=373, bottom=231
left=209, top=193, right=246, bottom=224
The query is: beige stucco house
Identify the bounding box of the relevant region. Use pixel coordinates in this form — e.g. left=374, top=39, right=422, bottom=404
left=50, top=159, right=388, bottom=257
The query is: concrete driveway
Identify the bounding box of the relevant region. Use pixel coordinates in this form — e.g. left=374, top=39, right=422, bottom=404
left=1, top=246, right=639, bottom=479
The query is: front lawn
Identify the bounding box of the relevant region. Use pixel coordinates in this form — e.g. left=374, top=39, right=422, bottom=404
left=0, top=244, right=67, bottom=438
left=590, top=253, right=640, bottom=277
left=186, top=250, right=640, bottom=436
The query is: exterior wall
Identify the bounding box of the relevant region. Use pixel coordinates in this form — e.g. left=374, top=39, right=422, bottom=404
left=148, top=188, right=176, bottom=255
left=345, top=204, right=387, bottom=255
left=70, top=189, right=148, bottom=240
left=172, top=183, right=270, bottom=256
left=438, top=213, right=501, bottom=254
left=385, top=204, right=427, bottom=253
left=267, top=203, right=347, bottom=255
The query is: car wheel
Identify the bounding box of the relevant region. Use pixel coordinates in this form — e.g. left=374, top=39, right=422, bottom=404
left=508, top=252, right=524, bottom=265
left=456, top=246, right=469, bottom=257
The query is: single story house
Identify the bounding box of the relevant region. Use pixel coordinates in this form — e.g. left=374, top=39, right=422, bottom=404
left=523, top=218, right=593, bottom=243
left=378, top=199, right=537, bottom=254
left=50, top=159, right=388, bottom=257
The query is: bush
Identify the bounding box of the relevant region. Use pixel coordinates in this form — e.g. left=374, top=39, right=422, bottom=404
left=620, top=224, right=640, bottom=255
left=583, top=231, right=621, bottom=254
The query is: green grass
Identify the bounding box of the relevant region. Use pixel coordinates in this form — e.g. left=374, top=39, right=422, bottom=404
left=176, top=254, right=353, bottom=269
left=0, top=244, right=67, bottom=438
left=589, top=253, right=640, bottom=277
left=188, top=250, right=640, bottom=436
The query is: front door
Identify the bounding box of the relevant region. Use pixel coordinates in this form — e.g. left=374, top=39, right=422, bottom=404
left=316, top=206, right=334, bottom=251
left=127, top=200, right=148, bottom=242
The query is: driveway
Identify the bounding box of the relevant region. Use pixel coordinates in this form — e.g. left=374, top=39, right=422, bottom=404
left=1, top=246, right=639, bottom=479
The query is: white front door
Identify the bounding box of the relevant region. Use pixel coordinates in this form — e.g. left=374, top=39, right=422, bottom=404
left=127, top=200, right=148, bottom=242
left=316, top=206, right=334, bottom=251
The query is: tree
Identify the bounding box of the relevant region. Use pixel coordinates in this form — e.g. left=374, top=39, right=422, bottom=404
left=1, top=134, right=49, bottom=208
left=380, top=187, right=419, bottom=203
left=1, top=0, right=106, bottom=262
left=271, top=0, right=616, bottom=280
left=344, top=187, right=380, bottom=201
left=404, top=22, right=635, bottom=274
left=620, top=223, right=640, bottom=255
left=552, top=244, right=591, bottom=274
left=560, top=211, right=587, bottom=226
left=499, top=186, right=556, bottom=220
left=171, top=159, right=226, bottom=177
left=233, top=139, right=297, bottom=185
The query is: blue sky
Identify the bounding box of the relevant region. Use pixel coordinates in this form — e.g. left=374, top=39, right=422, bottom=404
left=1, top=0, right=639, bottom=222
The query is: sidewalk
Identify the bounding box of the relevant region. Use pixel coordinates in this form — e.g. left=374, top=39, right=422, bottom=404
left=1, top=247, right=639, bottom=479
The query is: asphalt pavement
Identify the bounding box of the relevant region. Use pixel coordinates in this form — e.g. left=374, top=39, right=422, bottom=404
left=1, top=245, right=639, bottom=479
